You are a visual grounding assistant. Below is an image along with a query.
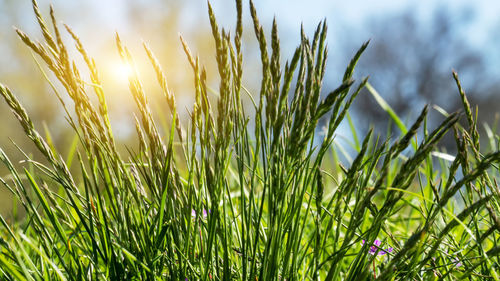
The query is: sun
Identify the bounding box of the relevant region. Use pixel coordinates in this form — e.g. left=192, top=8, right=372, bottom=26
left=112, top=61, right=134, bottom=82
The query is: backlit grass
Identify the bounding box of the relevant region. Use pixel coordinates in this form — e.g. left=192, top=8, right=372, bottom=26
left=0, top=0, right=499, bottom=280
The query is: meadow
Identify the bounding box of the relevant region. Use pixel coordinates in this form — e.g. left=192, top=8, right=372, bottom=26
left=0, top=0, right=499, bottom=280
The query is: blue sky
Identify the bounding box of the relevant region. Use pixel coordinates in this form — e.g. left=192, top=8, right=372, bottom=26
left=0, top=0, right=498, bottom=140
left=8, top=0, right=493, bottom=42
left=2, top=0, right=497, bottom=63
left=70, top=0, right=499, bottom=42
left=24, top=0, right=495, bottom=76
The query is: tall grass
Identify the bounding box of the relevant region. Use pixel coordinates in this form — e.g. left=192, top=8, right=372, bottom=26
left=1, top=0, right=499, bottom=280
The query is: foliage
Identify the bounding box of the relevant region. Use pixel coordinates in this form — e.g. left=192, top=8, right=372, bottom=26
left=0, top=0, right=499, bottom=280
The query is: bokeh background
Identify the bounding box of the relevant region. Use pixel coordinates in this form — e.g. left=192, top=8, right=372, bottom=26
left=1, top=0, right=499, bottom=215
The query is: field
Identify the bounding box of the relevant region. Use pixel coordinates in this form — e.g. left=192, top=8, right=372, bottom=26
left=0, top=0, right=499, bottom=280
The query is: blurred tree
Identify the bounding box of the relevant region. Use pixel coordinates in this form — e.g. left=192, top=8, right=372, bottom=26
left=347, top=5, right=499, bottom=139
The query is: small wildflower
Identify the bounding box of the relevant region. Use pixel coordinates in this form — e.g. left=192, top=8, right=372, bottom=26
left=191, top=208, right=210, bottom=219
left=447, top=250, right=463, bottom=268
left=362, top=239, right=393, bottom=255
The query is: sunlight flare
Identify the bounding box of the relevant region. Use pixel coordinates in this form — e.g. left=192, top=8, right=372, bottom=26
left=112, top=60, right=134, bottom=82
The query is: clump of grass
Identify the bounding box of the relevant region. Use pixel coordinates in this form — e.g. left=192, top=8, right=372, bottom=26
left=1, top=0, right=499, bottom=280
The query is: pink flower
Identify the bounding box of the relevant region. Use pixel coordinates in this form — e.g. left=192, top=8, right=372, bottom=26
left=191, top=208, right=210, bottom=219
left=362, top=239, right=393, bottom=255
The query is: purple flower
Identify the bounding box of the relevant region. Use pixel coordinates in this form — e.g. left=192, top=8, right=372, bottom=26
left=362, top=239, right=393, bottom=255
left=453, top=257, right=462, bottom=268
left=191, top=208, right=210, bottom=219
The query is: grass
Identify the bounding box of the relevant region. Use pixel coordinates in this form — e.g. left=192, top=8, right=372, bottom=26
left=0, top=0, right=499, bottom=280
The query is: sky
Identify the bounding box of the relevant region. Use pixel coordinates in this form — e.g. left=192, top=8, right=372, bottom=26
left=2, top=0, right=498, bottom=69
left=0, top=0, right=499, bottom=139
left=54, top=0, right=499, bottom=42
left=17, top=0, right=496, bottom=75
left=4, top=0, right=496, bottom=44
